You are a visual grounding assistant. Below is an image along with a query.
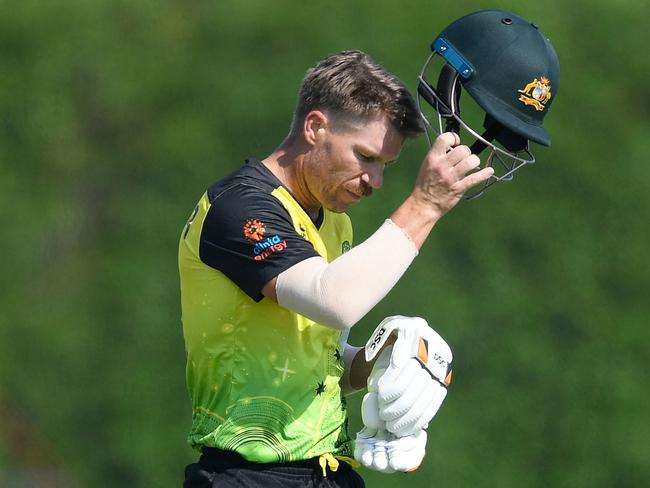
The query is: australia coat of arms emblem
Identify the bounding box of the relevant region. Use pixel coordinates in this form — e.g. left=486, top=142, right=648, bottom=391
left=517, top=77, right=552, bottom=112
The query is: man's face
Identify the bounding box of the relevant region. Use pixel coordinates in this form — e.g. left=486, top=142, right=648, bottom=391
left=305, top=114, right=404, bottom=213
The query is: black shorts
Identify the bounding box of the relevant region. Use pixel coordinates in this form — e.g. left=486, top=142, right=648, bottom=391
left=183, top=447, right=365, bottom=488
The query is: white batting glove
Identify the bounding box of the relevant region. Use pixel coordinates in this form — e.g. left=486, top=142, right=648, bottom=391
left=355, top=426, right=394, bottom=473
left=355, top=347, right=428, bottom=473
left=355, top=425, right=428, bottom=473
left=365, top=316, right=453, bottom=437
left=385, top=428, right=427, bottom=472
left=360, top=347, right=391, bottom=430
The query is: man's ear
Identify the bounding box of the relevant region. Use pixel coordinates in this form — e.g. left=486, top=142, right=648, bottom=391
left=303, top=110, right=328, bottom=145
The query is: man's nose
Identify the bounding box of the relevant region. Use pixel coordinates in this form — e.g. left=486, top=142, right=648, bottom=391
left=362, top=166, right=384, bottom=189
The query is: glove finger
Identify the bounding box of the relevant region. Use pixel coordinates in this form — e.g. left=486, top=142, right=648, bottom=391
left=385, top=431, right=420, bottom=452
left=376, top=360, right=422, bottom=402
left=371, top=449, right=389, bottom=472
left=382, top=370, right=433, bottom=416
left=361, top=392, right=381, bottom=429
left=367, top=366, right=387, bottom=393
left=371, top=437, right=394, bottom=473
left=357, top=428, right=391, bottom=472
left=405, top=382, right=446, bottom=427
left=354, top=427, right=377, bottom=467
left=356, top=443, right=374, bottom=468
left=387, top=430, right=427, bottom=472
left=358, top=450, right=374, bottom=468
left=388, top=387, right=437, bottom=436
left=419, top=385, right=448, bottom=426
left=367, top=347, right=392, bottom=392
left=355, top=443, right=374, bottom=468
left=385, top=384, right=438, bottom=437
left=378, top=368, right=430, bottom=420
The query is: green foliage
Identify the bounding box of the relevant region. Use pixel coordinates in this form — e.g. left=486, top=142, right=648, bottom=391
left=1, top=0, right=648, bottom=486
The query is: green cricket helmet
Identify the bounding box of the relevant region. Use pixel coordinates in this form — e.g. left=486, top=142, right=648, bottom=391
left=417, top=9, right=560, bottom=198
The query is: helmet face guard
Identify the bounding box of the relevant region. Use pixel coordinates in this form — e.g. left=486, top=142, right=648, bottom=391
left=417, top=10, right=560, bottom=199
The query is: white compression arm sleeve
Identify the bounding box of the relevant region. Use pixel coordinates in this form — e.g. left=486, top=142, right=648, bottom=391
left=276, top=219, right=418, bottom=330
left=340, top=329, right=364, bottom=395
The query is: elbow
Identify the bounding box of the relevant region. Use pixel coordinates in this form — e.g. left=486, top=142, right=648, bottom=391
left=322, top=313, right=357, bottom=331
left=305, top=304, right=360, bottom=331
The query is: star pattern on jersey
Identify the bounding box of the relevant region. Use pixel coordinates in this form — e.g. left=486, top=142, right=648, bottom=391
left=273, top=357, right=296, bottom=382
left=315, top=381, right=326, bottom=396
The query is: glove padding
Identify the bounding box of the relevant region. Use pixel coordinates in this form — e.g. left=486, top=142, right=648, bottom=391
left=355, top=347, right=427, bottom=473
left=360, top=347, right=391, bottom=431
left=365, top=315, right=453, bottom=437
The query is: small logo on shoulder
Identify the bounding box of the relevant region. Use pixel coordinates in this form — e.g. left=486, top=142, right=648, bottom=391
left=252, top=235, right=288, bottom=261
left=243, top=219, right=266, bottom=242
left=243, top=218, right=288, bottom=261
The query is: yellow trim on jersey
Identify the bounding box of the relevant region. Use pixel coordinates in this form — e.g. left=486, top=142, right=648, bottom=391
left=179, top=185, right=354, bottom=463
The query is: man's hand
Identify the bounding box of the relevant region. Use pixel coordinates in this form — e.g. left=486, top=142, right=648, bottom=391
left=390, top=132, right=494, bottom=249
left=376, top=355, right=448, bottom=437
left=355, top=347, right=427, bottom=473
left=412, top=132, right=494, bottom=220
left=355, top=426, right=427, bottom=473
left=365, top=316, right=453, bottom=437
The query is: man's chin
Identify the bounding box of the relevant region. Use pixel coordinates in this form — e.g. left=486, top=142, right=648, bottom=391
left=323, top=192, right=365, bottom=213
left=325, top=201, right=355, bottom=214
left=325, top=205, right=347, bottom=214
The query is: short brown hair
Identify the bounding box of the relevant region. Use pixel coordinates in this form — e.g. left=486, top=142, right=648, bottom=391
left=288, top=50, right=423, bottom=140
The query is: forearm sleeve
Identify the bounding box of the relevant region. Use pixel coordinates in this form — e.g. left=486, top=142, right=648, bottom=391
left=341, top=341, right=364, bottom=396
left=275, top=219, right=418, bottom=330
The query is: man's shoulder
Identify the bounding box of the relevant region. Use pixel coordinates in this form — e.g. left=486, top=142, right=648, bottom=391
left=207, top=159, right=282, bottom=204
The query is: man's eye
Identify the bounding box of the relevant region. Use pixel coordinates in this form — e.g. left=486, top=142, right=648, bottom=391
left=357, top=152, right=373, bottom=162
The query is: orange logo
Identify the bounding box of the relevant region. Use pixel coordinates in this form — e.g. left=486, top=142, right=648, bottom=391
left=243, top=219, right=266, bottom=242
left=517, top=76, right=552, bottom=111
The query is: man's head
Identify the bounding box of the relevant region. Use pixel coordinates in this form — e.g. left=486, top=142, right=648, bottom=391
left=283, top=51, right=422, bottom=215
left=288, top=50, right=423, bottom=143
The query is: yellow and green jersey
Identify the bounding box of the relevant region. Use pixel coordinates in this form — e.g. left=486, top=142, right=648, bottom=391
left=178, top=159, right=354, bottom=463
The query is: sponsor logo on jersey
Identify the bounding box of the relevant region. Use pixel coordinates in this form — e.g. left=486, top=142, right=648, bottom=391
left=341, top=241, right=351, bottom=253
left=243, top=218, right=266, bottom=242
left=252, top=234, right=288, bottom=261
left=517, top=76, right=552, bottom=111
left=243, top=218, right=288, bottom=261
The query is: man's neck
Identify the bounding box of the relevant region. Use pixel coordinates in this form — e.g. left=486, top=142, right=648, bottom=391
left=262, top=142, right=322, bottom=220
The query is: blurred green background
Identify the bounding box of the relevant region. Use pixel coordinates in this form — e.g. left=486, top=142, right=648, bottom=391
left=1, top=0, right=648, bottom=486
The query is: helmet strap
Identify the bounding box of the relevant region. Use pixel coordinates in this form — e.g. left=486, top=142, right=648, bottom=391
left=435, top=64, right=462, bottom=134
left=469, top=124, right=501, bottom=155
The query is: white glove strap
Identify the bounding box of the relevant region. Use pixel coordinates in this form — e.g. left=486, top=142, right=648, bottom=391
left=365, top=316, right=453, bottom=385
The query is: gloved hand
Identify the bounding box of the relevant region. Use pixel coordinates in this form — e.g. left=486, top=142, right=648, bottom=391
left=355, top=347, right=427, bottom=473
left=355, top=426, right=427, bottom=473
left=365, top=316, right=453, bottom=437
